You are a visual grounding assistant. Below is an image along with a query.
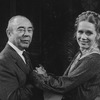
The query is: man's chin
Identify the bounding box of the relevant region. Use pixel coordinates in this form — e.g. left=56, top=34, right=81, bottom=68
left=22, top=44, right=30, bottom=49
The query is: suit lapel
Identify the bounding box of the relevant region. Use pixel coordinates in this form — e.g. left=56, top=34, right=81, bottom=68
left=15, top=54, right=30, bottom=75
left=3, top=44, right=30, bottom=75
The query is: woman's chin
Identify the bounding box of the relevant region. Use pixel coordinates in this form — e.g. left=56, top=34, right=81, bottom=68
left=80, top=45, right=90, bottom=50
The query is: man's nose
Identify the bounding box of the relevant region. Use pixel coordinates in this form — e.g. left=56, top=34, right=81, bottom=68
left=24, top=30, right=30, bottom=36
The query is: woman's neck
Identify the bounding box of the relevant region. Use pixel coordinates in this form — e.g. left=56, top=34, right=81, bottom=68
left=80, top=44, right=99, bottom=56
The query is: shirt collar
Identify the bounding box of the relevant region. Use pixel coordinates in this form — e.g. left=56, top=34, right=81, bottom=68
left=7, top=41, right=24, bottom=56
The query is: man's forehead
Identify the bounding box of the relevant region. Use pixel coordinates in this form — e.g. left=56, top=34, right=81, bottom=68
left=11, top=16, right=32, bottom=27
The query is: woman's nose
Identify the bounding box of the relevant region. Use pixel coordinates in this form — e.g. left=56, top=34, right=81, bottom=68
left=81, top=33, right=87, bottom=40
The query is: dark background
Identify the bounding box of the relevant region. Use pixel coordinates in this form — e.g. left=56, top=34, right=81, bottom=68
left=0, top=0, right=100, bottom=75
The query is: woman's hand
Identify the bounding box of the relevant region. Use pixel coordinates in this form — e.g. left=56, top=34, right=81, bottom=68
left=35, top=64, right=47, bottom=77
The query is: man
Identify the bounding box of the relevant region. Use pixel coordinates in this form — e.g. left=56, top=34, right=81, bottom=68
left=0, top=15, right=43, bottom=100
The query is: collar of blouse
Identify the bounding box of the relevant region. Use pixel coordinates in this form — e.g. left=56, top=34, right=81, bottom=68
left=79, top=46, right=100, bottom=60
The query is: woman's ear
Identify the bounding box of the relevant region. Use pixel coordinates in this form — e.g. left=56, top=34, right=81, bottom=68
left=97, top=33, right=100, bottom=40
left=74, top=32, right=77, bottom=40
left=96, top=33, right=100, bottom=45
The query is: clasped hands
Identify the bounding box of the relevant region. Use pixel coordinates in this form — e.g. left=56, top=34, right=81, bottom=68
left=34, top=64, right=47, bottom=77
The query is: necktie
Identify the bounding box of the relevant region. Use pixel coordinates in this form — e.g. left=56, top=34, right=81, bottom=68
left=22, top=51, right=30, bottom=66
left=22, top=51, right=33, bottom=72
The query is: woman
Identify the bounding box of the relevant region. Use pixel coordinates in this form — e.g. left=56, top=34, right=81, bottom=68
left=32, top=11, right=100, bottom=100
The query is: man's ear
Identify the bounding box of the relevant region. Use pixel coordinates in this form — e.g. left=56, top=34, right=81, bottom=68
left=6, top=29, right=10, bottom=38
left=6, top=29, right=12, bottom=38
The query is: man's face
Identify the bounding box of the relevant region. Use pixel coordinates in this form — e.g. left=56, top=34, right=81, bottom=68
left=10, top=17, right=33, bottom=50
left=76, top=21, right=99, bottom=50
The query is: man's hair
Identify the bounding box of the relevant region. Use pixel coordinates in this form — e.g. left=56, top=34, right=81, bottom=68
left=75, top=11, right=100, bottom=34
left=6, top=15, right=33, bottom=35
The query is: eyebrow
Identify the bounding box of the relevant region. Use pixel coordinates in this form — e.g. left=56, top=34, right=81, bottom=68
left=78, top=30, right=83, bottom=33
left=86, top=30, right=93, bottom=34
left=17, top=26, right=25, bottom=29
left=17, top=26, right=33, bottom=30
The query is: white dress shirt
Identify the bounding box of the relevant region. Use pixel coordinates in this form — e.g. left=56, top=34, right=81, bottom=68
left=8, top=41, right=26, bottom=63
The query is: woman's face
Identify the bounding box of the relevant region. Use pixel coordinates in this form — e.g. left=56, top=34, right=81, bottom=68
left=76, top=21, right=99, bottom=50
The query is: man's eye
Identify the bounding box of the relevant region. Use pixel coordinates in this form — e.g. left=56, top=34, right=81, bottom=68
left=18, top=29, right=25, bottom=32
left=28, top=29, right=33, bottom=33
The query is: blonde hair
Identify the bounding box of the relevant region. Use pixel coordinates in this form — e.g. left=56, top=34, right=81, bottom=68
left=75, top=11, right=100, bottom=34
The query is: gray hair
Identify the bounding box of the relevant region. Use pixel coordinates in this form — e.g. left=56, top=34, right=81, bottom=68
left=6, top=15, right=33, bottom=35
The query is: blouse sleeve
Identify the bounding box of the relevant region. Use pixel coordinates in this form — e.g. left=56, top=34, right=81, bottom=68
left=32, top=54, right=100, bottom=94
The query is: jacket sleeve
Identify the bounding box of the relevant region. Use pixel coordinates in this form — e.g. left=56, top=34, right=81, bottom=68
left=32, top=54, right=100, bottom=94
left=0, top=60, right=34, bottom=100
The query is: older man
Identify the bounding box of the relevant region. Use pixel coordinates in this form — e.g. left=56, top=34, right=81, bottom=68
left=0, top=15, right=43, bottom=100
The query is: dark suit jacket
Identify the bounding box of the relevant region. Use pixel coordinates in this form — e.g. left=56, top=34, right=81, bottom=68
left=0, top=44, right=43, bottom=100
left=33, top=52, right=100, bottom=100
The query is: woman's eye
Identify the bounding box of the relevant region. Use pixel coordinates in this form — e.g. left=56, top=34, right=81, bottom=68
left=78, top=30, right=83, bottom=34
left=86, top=31, right=93, bottom=36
